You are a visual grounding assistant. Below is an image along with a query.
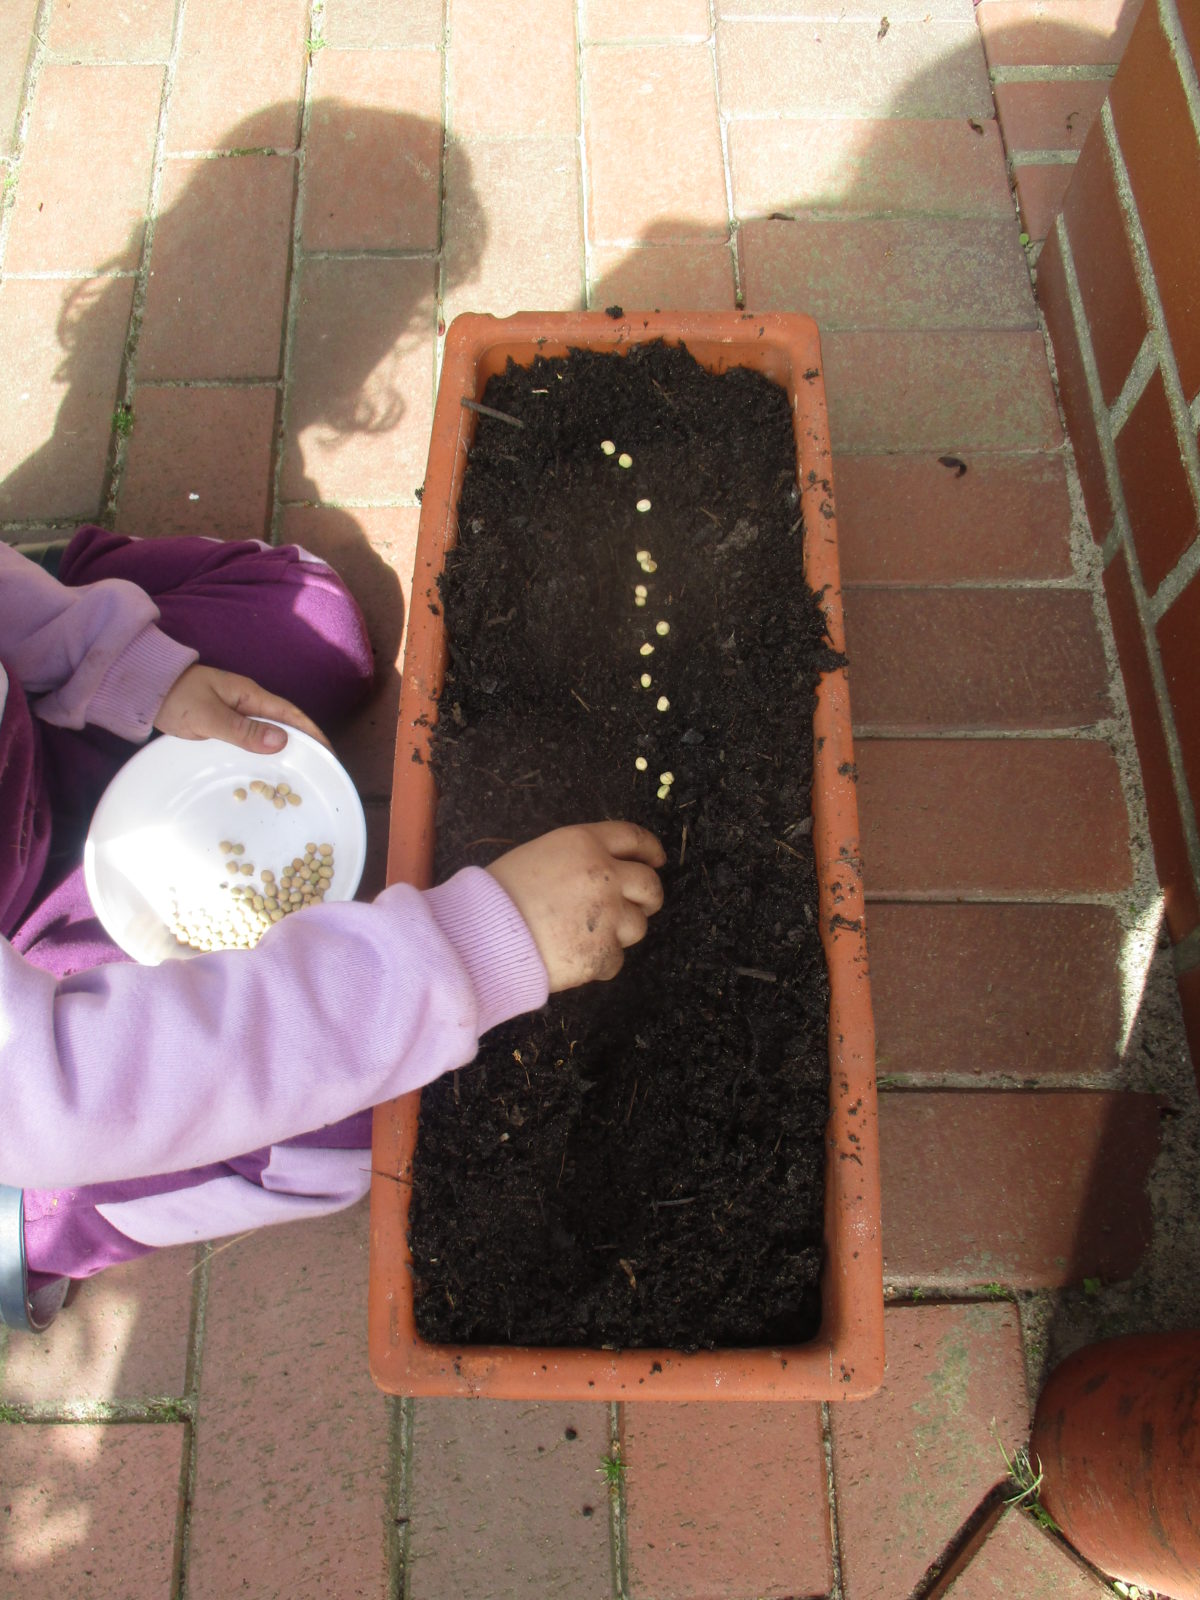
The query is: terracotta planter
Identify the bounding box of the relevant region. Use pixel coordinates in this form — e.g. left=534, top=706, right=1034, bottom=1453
left=367, top=310, right=882, bottom=1402
left=1031, top=1331, right=1200, bottom=1597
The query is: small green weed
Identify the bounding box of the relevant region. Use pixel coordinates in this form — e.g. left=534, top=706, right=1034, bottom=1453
left=1083, top=1276, right=1102, bottom=1297
left=996, top=1436, right=1059, bottom=1532
left=982, top=1282, right=1008, bottom=1299
left=113, top=403, right=134, bottom=439
left=597, top=1451, right=625, bottom=1488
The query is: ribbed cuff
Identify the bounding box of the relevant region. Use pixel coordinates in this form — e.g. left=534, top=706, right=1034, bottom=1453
left=89, top=624, right=199, bottom=743
left=425, top=866, right=549, bottom=1037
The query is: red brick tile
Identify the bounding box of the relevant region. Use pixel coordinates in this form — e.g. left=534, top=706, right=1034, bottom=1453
left=831, top=1304, right=1029, bottom=1600
left=1060, top=124, right=1149, bottom=407
left=1034, top=224, right=1115, bottom=540
left=1116, top=366, right=1199, bottom=594
left=1012, top=161, right=1076, bottom=242
left=407, top=1400, right=612, bottom=1597
left=6, top=63, right=162, bottom=272
left=116, top=385, right=276, bottom=542
left=188, top=1203, right=390, bottom=1599
left=279, top=505, right=419, bottom=800
left=280, top=256, right=436, bottom=504
left=324, top=0, right=445, bottom=47
left=844, top=588, right=1109, bottom=732
left=139, top=155, right=294, bottom=381
left=1157, top=566, right=1200, bottom=818
left=821, top=330, right=1062, bottom=452
left=834, top=453, right=1074, bottom=583
left=878, top=1091, right=1160, bottom=1286
left=856, top=739, right=1132, bottom=895
left=1103, top=546, right=1199, bottom=939
left=585, top=0, right=710, bottom=36
left=443, top=137, right=583, bottom=322
left=934, top=1505, right=1114, bottom=1597
left=0, top=2, right=36, bottom=157
left=47, top=0, right=176, bottom=60
left=589, top=239, right=735, bottom=311
left=729, top=116, right=1013, bottom=220
left=303, top=51, right=443, bottom=252
left=449, top=0, right=578, bottom=137
left=167, top=0, right=307, bottom=153
left=0, top=1422, right=184, bottom=1595
left=1178, top=964, right=1200, bottom=1093
left=1110, top=4, right=1200, bottom=398
left=0, top=275, right=134, bottom=522
left=716, top=19, right=993, bottom=118
left=584, top=44, right=726, bottom=244
left=993, top=79, right=1110, bottom=151
left=977, top=0, right=1143, bottom=67
left=739, top=216, right=1035, bottom=329
left=624, top=1403, right=832, bottom=1600
left=2, top=1247, right=194, bottom=1404
left=867, top=903, right=1122, bottom=1079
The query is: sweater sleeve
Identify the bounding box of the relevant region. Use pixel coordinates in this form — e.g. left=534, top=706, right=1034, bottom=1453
left=0, top=543, right=197, bottom=742
left=0, top=866, right=549, bottom=1190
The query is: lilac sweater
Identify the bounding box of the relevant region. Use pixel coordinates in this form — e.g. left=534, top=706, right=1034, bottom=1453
left=0, top=547, right=548, bottom=1222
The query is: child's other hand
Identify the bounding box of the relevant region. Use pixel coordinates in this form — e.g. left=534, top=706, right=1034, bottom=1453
left=154, top=664, right=331, bottom=754
left=486, top=822, right=666, bottom=992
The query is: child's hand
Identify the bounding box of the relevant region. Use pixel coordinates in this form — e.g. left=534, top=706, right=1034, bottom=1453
left=486, top=822, right=666, bottom=992
left=154, top=664, right=330, bottom=754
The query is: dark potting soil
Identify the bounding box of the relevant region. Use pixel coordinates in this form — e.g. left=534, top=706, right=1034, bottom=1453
left=409, top=338, right=844, bottom=1351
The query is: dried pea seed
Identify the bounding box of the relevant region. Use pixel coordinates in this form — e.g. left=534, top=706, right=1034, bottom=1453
left=240, top=863, right=254, bottom=877
left=219, top=840, right=233, bottom=855
left=273, top=796, right=286, bottom=810
left=276, top=783, right=291, bottom=797
left=233, top=787, right=248, bottom=801
left=618, top=452, right=633, bottom=469
left=287, top=792, right=301, bottom=806
left=644, top=560, right=658, bottom=573
left=225, top=859, right=240, bottom=873
left=635, top=756, right=648, bottom=772
left=231, top=844, right=244, bottom=855
left=601, top=440, right=616, bottom=455
left=634, top=584, right=648, bottom=598
left=660, top=771, right=675, bottom=786
left=640, top=642, right=654, bottom=656
left=636, top=498, right=651, bottom=513
left=655, top=620, right=670, bottom=636
left=319, top=844, right=333, bottom=858
left=640, top=673, right=652, bottom=688
left=636, top=549, right=650, bottom=563
left=656, top=785, right=670, bottom=800
left=261, top=869, right=274, bottom=883
left=656, top=696, right=670, bottom=712
left=634, top=596, right=646, bottom=607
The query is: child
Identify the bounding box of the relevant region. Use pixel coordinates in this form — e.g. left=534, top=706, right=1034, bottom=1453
left=0, top=528, right=665, bottom=1331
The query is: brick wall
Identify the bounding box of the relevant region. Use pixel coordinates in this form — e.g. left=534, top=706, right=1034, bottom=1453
left=1036, top=0, right=1200, bottom=1067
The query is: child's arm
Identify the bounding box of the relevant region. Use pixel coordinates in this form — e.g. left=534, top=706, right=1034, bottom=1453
left=0, top=826, right=664, bottom=1191
left=0, top=541, right=198, bottom=742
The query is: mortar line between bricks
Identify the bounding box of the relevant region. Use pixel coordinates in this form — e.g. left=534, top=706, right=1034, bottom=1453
left=388, top=1395, right=414, bottom=1600
left=910, top=1488, right=1008, bottom=1600
left=577, top=0, right=596, bottom=308
left=1107, top=327, right=1158, bottom=437
left=1158, top=0, right=1200, bottom=137
left=268, top=0, right=322, bottom=547
left=820, top=1402, right=847, bottom=1600
left=709, top=0, right=744, bottom=309
left=989, top=63, right=1118, bottom=83
left=0, top=0, right=52, bottom=278
left=99, top=0, right=190, bottom=524
left=1006, top=148, right=1079, bottom=165
left=173, top=1241, right=211, bottom=1600
left=608, top=1401, right=628, bottom=1600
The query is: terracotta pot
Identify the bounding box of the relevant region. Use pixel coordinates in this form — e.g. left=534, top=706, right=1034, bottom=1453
left=1030, top=1330, right=1200, bottom=1597
left=367, top=310, right=883, bottom=1401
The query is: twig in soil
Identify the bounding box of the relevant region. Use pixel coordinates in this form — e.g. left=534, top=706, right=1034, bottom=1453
left=651, top=1195, right=699, bottom=1209
left=570, top=688, right=592, bottom=712
left=773, top=835, right=805, bottom=861
left=460, top=397, right=526, bottom=428
left=625, top=1077, right=638, bottom=1125
left=453, top=1069, right=460, bottom=1104
left=679, top=823, right=688, bottom=867
left=734, top=966, right=777, bottom=983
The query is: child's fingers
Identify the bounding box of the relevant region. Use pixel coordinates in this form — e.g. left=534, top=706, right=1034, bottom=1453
left=617, top=859, right=665, bottom=914
left=588, top=820, right=666, bottom=868
left=221, top=677, right=331, bottom=751
left=616, top=902, right=650, bottom=950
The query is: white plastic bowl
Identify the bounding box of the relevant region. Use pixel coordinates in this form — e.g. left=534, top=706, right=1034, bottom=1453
left=83, top=723, right=366, bottom=964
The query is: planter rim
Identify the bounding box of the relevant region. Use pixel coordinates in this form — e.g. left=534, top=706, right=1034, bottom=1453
left=368, top=309, right=883, bottom=1402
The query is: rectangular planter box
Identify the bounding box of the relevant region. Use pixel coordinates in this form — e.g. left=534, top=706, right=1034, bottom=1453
left=368, top=310, right=882, bottom=1402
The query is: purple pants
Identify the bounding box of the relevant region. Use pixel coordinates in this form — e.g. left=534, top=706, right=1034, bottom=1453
left=12, top=527, right=376, bottom=1282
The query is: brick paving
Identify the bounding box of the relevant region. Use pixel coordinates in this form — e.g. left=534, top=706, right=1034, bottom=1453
left=0, top=2, right=1192, bottom=1598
